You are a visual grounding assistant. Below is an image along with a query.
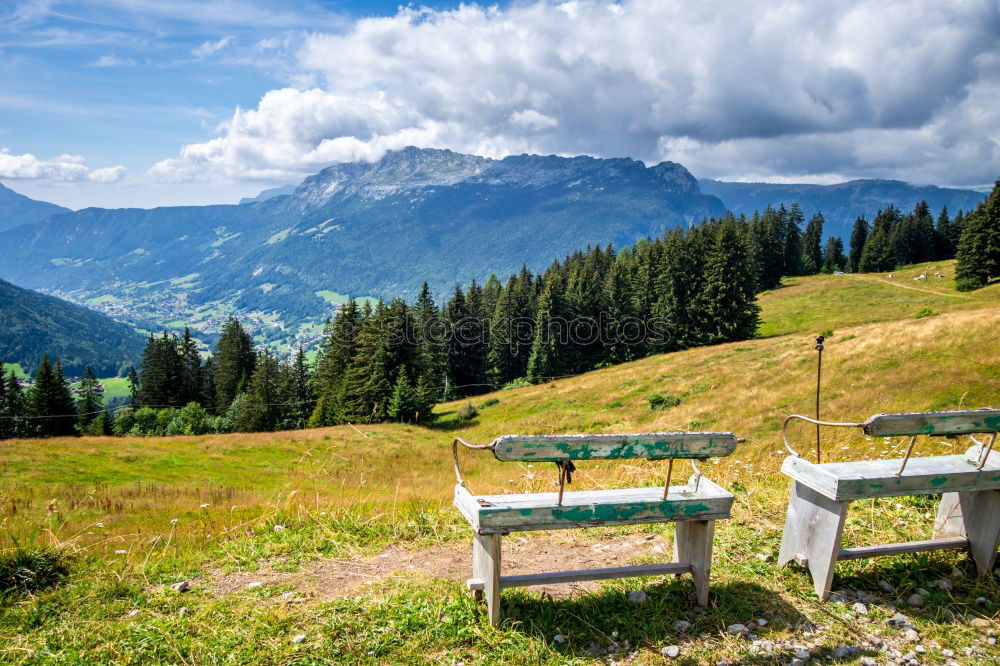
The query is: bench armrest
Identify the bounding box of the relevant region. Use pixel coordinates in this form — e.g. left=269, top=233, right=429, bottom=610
left=453, top=437, right=494, bottom=491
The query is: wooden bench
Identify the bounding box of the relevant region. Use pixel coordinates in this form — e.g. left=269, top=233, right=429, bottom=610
left=778, top=409, right=1000, bottom=599
left=452, top=432, right=739, bottom=625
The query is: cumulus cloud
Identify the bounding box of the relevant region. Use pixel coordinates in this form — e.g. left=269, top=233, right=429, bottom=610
left=149, top=0, right=1000, bottom=187
left=0, top=149, right=127, bottom=182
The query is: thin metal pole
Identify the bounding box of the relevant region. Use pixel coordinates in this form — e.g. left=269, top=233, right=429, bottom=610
left=815, top=335, right=825, bottom=463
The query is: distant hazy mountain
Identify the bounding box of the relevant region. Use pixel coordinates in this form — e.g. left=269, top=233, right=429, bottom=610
left=238, top=184, right=296, bottom=204
left=0, top=278, right=145, bottom=377
left=0, top=182, right=71, bottom=232
left=700, top=178, right=985, bottom=233
left=0, top=147, right=724, bottom=347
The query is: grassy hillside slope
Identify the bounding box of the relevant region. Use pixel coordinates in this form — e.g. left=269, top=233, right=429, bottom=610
left=1, top=260, right=998, bottom=664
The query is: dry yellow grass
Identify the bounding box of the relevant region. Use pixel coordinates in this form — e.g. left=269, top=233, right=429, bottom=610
left=2, top=266, right=997, bottom=555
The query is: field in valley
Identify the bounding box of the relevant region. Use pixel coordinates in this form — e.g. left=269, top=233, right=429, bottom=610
left=1, top=260, right=998, bottom=664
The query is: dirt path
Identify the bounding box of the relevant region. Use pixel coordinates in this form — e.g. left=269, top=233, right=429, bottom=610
left=209, top=533, right=672, bottom=600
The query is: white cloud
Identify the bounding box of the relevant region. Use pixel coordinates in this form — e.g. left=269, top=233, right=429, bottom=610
left=0, top=149, right=127, bottom=182
left=90, top=54, right=136, bottom=67
left=149, top=0, right=1000, bottom=187
left=192, top=35, right=234, bottom=58
left=87, top=165, right=128, bottom=183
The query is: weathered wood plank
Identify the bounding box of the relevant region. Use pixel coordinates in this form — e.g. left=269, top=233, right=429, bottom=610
left=863, top=409, right=1000, bottom=437
left=934, top=488, right=1000, bottom=573
left=837, top=537, right=968, bottom=561
left=492, top=432, right=738, bottom=462
left=461, top=479, right=733, bottom=534
left=782, top=453, right=1000, bottom=501
left=472, top=532, right=501, bottom=626
left=674, top=518, right=714, bottom=607
left=778, top=481, right=848, bottom=600
left=499, top=562, right=691, bottom=589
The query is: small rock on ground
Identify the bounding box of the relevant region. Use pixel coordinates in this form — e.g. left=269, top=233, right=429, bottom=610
left=179, top=607, right=190, bottom=617
left=661, top=645, right=680, bottom=658
left=907, top=593, right=924, bottom=607
left=291, top=634, right=306, bottom=644
left=171, top=580, right=190, bottom=593
left=553, top=634, right=566, bottom=645
left=852, top=602, right=868, bottom=615
left=672, top=620, right=692, bottom=631
left=628, top=590, right=646, bottom=603
left=726, top=624, right=750, bottom=636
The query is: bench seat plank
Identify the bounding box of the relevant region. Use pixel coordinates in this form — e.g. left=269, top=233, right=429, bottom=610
left=782, top=449, right=1000, bottom=501
left=455, top=478, right=733, bottom=534
left=492, top=432, right=738, bottom=462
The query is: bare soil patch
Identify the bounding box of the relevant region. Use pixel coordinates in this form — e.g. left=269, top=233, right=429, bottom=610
left=209, top=532, right=673, bottom=600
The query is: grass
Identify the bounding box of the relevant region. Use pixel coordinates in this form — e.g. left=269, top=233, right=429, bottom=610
left=1, top=363, right=27, bottom=379
left=1, top=262, right=998, bottom=663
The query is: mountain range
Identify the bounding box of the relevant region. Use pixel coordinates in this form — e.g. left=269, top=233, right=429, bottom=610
left=0, top=182, right=71, bottom=233
left=0, top=278, right=145, bottom=377
left=699, top=179, right=985, bottom=228
left=0, top=147, right=986, bottom=351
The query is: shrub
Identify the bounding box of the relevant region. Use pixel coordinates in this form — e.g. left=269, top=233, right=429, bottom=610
left=647, top=393, right=681, bottom=411
left=479, top=398, right=500, bottom=408
left=456, top=403, right=478, bottom=421
left=502, top=377, right=531, bottom=391
left=914, top=307, right=938, bottom=319
left=0, top=547, right=69, bottom=595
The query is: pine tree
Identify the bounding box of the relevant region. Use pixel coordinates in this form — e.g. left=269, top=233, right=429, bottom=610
left=179, top=327, right=203, bottom=405
left=234, top=351, right=282, bottom=432
left=445, top=286, right=480, bottom=394
left=821, top=237, right=846, bottom=273
left=341, top=301, right=393, bottom=422
left=859, top=207, right=899, bottom=272
left=75, top=366, right=104, bottom=432
left=955, top=180, right=1000, bottom=291
left=139, top=333, right=184, bottom=407
left=525, top=275, right=566, bottom=383
left=934, top=206, right=962, bottom=260
left=126, top=365, right=140, bottom=406
left=285, top=346, right=313, bottom=429
left=214, top=316, right=256, bottom=413
left=310, top=300, right=362, bottom=426
left=783, top=203, right=804, bottom=276
left=692, top=218, right=760, bottom=343
left=1, top=369, right=27, bottom=438
left=485, top=277, right=520, bottom=387
left=801, top=212, right=824, bottom=274
left=848, top=217, right=869, bottom=273
left=387, top=370, right=419, bottom=423
left=29, top=355, right=76, bottom=436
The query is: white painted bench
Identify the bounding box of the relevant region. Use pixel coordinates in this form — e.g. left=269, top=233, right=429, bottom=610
left=778, top=409, right=1000, bottom=599
left=452, top=432, right=739, bottom=625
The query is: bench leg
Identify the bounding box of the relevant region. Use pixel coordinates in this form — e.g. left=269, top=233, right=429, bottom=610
left=673, top=519, right=714, bottom=607
left=934, top=490, right=1000, bottom=573
left=472, top=532, right=501, bottom=626
left=778, top=481, right=849, bottom=600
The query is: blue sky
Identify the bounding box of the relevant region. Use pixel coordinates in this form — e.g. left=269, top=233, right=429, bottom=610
left=2, top=0, right=998, bottom=209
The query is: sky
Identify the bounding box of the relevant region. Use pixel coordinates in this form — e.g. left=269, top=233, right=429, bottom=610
left=1, top=0, right=998, bottom=210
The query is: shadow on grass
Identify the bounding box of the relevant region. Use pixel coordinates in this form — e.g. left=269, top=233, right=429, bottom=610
left=491, top=577, right=823, bottom=663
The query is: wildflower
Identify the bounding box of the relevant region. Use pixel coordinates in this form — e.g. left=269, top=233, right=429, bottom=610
left=96, top=522, right=105, bottom=528
left=115, top=549, right=127, bottom=555
left=200, top=503, right=210, bottom=509
left=170, top=518, right=178, bottom=524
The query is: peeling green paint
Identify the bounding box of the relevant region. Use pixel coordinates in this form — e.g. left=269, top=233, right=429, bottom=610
left=493, top=433, right=737, bottom=462
left=929, top=476, right=948, bottom=487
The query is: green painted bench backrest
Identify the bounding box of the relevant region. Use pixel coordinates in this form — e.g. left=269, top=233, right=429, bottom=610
left=491, top=432, right=738, bottom=462
left=862, top=409, right=1000, bottom=438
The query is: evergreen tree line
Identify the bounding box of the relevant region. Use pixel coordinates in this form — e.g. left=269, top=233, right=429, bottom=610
left=6, top=182, right=996, bottom=438
left=309, top=213, right=760, bottom=426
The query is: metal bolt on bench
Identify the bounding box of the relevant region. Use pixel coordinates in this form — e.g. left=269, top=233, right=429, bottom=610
left=452, top=431, right=741, bottom=625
